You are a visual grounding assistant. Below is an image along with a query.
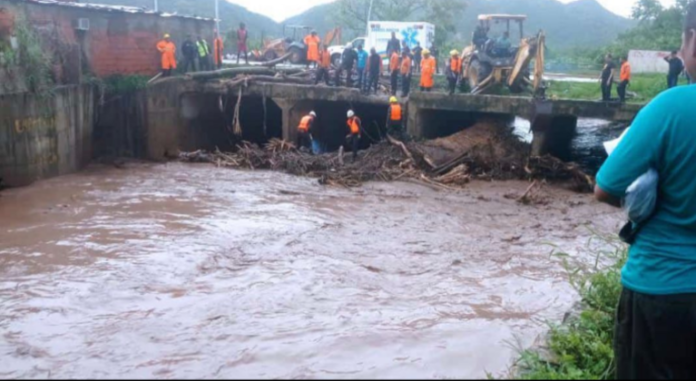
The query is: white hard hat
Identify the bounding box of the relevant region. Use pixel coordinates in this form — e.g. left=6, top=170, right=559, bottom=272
left=310, top=111, right=317, bottom=118
left=347, top=110, right=355, bottom=118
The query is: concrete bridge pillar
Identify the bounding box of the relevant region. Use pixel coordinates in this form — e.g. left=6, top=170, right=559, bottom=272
left=272, top=98, right=314, bottom=145
left=531, top=114, right=578, bottom=160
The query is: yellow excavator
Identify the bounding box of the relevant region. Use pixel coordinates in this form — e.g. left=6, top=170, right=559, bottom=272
left=255, top=27, right=342, bottom=65
left=461, top=14, right=545, bottom=95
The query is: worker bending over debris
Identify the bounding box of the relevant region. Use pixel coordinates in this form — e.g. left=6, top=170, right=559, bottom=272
left=401, top=49, right=412, bottom=97
left=447, top=50, right=463, bottom=95
left=387, top=97, right=404, bottom=140
left=157, top=34, right=177, bottom=77
left=389, top=50, right=401, bottom=96
left=336, top=43, right=357, bottom=88
left=346, top=110, right=362, bottom=162
left=304, top=31, right=321, bottom=69
left=420, top=49, right=436, bottom=92
left=297, top=111, right=316, bottom=152
left=316, top=45, right=332, bottom=86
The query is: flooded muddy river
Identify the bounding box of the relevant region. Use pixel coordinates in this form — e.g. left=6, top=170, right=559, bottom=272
left=0, top=163, right=622, bottom=379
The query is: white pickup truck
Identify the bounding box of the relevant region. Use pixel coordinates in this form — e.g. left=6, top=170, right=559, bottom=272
left=329, top=21, right=435, bottom=66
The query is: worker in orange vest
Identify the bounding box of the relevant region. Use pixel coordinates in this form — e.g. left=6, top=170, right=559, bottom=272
left=297, top=111, right=317, bottom=151
left=401, top=49, right=413, bottom=97
left=157, top=34, right=177, bottom=77
left=346, top=110, right=362, bottom=162
left=315, top=45, right=332, bottom=86
left=213, top=31, right=224, bottom=70
left=304, top=30, right=321, bottom=69
left=387, top=96, right=404, bottom=140
left=617, top=56, right=631, bottom=103
left=420, top=49, right=436, bottom=92
left=389, top=50, right=401, bottom=96
left=447, top=50, right=463, bottom=95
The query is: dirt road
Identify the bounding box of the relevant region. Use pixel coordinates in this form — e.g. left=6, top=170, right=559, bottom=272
left=0, top=163, right=623, bottom=379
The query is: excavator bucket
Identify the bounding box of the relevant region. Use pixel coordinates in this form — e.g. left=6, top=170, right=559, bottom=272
left=324, top=28, right=341, bottom=47
left=533, top=32, right=546, bottom=91
left=508, top=39, right=532, bottom=87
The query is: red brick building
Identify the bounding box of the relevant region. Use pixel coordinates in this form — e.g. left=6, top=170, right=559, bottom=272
left=0, top=0, right=214, bottom=82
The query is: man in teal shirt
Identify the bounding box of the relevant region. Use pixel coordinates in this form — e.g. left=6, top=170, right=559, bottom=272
left=596, top=3, right=696, bottom=378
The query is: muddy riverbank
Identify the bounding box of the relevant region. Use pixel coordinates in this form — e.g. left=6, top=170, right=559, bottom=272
left=0, top=163, right=623, bottom=379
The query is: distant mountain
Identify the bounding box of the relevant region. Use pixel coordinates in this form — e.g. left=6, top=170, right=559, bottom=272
left=283, top=0, right=636, bottom=48
left=92, top=0, right=282, bottom=40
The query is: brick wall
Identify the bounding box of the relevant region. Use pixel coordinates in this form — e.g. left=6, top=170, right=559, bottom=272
left=0, top=0, right=214, bottom=78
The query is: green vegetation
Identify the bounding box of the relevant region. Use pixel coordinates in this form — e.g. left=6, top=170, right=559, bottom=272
left=547, top=73, right=674, bottom=103
left=514, top=241, right=628, bottom=380
left=0, top=15, right=54, bottom=93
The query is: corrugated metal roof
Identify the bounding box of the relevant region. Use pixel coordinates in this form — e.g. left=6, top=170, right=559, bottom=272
left=10, top=0, right=215, bottom=21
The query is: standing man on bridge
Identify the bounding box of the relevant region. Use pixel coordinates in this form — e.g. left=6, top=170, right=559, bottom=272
left=617, top=56, right=631, bottom=103
left=336, top=43, right=357, bottom=88
left=157, top=34, right=177, bottom=77
left=413, top=42, right=423, bottom=72
left=316, top=45, right=332, bottom=86
left=387, top=97, right=404, bottom=140
left=297, top=111, right=316, bottom=151
left=181, top=34, right=197, bottom=73
left=365, top=48, right=383, bottom=95
left=420, top=49, right=436, bottom=92
left=600, top=54, right=616, bottom=102
left=401, top=49, right=413, bottom=97
left=237, top=23, right=249, bottom=65
left=387, top=32, right=402, bottom=57
left=213, top=31, right=224, bottom=70
left=356, top=45, right=369, bottom=90
left=196, top=35, right=211, bottom=71
left=389, top=49, right=401, bottom=96
left=346, top=110, right=362, bottom=162
left=596, top=4, right=696, bottom=379
left=304, top=30, right=321, bottom=69
left=447, top=50, right=463, bottom=95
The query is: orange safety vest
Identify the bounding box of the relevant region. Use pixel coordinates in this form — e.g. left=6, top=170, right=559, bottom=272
left=319, top=50, right=331, bottom=68
left=450, top=57, right=462, bottom=74
left=389, top=52, right=400, bottom=72
left=347, top=117, right=361, bottom=135
left=214, top=37, right=224, bottom=65
left=620, top=62, right=631, bottom=82
left=157, top=40, right=177, bottom=70
left=401, top=56, right=412, bottom=75
left=304, top=35, right=321, bottom=62
left=298, top=115, right=313, bottom=132
left=390, top=104, right=402, bottom=121
left=420, top=57, right=436, bottom=88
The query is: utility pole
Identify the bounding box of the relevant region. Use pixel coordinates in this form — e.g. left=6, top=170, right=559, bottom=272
left=366, top=0, right=375, bottom=36
left=215, top=0, right=220, bottom=33
left=154, top=0, right=158, bottom=12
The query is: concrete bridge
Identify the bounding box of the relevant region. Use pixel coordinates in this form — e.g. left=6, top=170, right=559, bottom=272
left=143, top=78, right=643, bottom=160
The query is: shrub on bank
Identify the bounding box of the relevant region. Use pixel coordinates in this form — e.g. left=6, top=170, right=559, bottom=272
left=515, top=243, right=628, bottom=380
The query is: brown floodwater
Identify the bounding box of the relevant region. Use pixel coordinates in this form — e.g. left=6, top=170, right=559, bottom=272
left=0, top=162, right=623, bottom=379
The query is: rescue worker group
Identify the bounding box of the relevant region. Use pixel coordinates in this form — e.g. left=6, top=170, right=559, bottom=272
left=158, top=28, right=464, bottom=160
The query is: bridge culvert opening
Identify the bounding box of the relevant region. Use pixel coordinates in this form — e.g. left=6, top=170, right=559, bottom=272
left=309, top=101, right=389, bottom=153
left=419, top=109, right=478, bottom=139
left=227, top=96, right=283, bottom=146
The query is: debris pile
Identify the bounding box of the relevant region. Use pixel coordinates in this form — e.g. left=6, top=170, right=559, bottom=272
left=180, top=125, right=595, bottom=193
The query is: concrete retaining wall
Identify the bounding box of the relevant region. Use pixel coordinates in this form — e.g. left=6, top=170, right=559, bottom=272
left=0, top=84, right=95, bottom=187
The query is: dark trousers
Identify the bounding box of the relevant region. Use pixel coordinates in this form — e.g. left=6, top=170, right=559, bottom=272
left=388, top=120, right=403, bottom=140
left=402, top=74, right=411, bottom=97
left=390, top=70, right=399, bottom=95
left=615, top=288, right=696, bottom=380
left=198, top=56, right=210, bottom=71
left=297, top=132, right=312, bottom=150
left=182, top=56, right=196, bottom=73
left=668, top=74, right=679, bottom=89
left=357, top=69, right=366, bottom=89
left=414, top=58, right=421, bottom=72
left=367, top=72, right=379, bottom=94
left=617, top=80, right=629, bottom=102
left=601, top=81, right=613, bottom=101
left=335, top=66, right=353, bottom=88
left=236, top=49, right=248, bottom=65
left=349, top=134, right=360, bottom=161
left=448, top=77, right=459, bottom=95
left=420, top=86, right=432, bottom=92
left=315, top=68, right=330, bottom=85
left=162, top=69, right=172, bottom=77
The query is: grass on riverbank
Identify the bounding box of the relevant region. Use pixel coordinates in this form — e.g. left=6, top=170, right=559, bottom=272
left=546, top=73, right=681, bottom=103
left=514, top=240, right=628, bottom=380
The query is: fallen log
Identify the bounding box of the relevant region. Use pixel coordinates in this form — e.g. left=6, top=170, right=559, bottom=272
left=260, top=52, right=293, bottom=67
left=187, top=66, right=304, bottom=81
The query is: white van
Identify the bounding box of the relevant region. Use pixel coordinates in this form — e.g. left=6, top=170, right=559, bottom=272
left=329, top=22, right=435, bottom=65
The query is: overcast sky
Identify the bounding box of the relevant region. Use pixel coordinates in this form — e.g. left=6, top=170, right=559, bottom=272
left=226, top=0, right=677, bottom=22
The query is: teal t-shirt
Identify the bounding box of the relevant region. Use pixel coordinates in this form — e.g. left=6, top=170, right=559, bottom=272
left=597, top=85, right=696, bottom=295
